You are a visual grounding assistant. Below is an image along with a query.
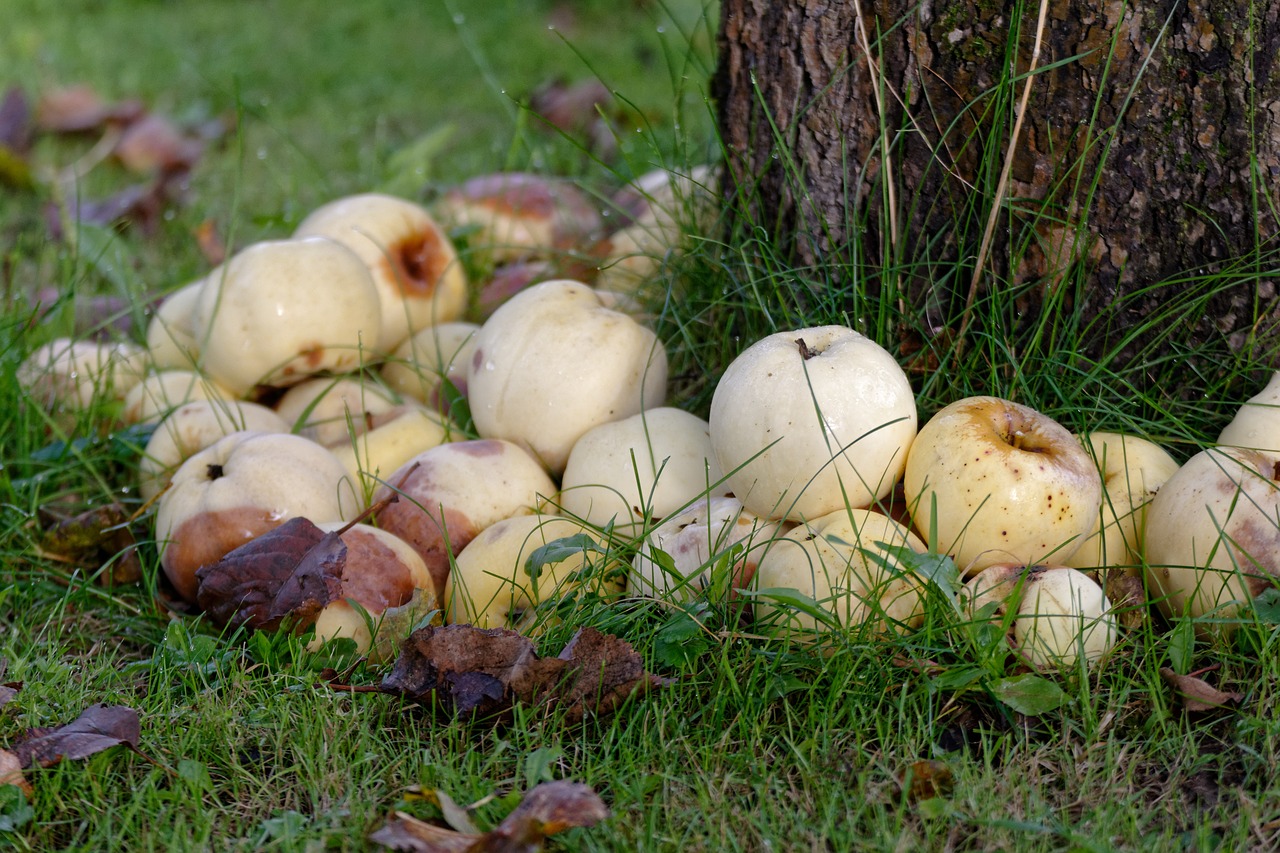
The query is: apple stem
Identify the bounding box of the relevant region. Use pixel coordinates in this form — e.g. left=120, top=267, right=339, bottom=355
left=796, top=338, right=818, bottom=360
left=334, top=461, right=421, bottom=536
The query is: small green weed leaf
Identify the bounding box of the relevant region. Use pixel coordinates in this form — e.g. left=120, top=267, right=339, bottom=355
left=1168, top=617, right=1196, bottom=674
left=748, top=587, right=841, bottom=630
left=992, top=674, right=1068, bottom=716
left=0, top=785, right=35, bottom=832
left=1254, top=587, right=1280, bottom=624
left=917, top=796, right=949, bottom=820
left=764, top=671, right=810, bottom=700
left=380, top=124, right=455, bottom=197
left=654, top=609, right=711, bottom=670
left=253, top=810, right=309, bottom=843
left=177, top=758, right=213, bottom=793
left=524, top=534, right=602, bottom=580
left=523, top=746, right=564, bottom=788
left=929, top=664, right=986, bottom=693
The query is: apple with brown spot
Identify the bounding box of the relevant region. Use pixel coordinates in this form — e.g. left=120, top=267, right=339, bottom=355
left=293, top=193, right=468, bottom=351
left=332, top=403, right=454, bottom=498
left=903, top=396, right=1102, bottom=576
left=155, top=431, right=360, bottom=602
left=370, top=439, right=557, bottom=598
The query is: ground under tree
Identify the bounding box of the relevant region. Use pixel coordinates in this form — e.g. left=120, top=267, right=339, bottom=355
left=712, top=0, right=1280, bottom=369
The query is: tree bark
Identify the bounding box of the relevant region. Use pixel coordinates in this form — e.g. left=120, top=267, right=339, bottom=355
left=713, top=0, right=1280, bottom=364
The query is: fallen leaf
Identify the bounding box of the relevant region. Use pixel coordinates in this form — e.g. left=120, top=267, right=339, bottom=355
left=113, top=113, right=204, bottom=174
left=192, top=219, right=227, bottom=265
left=9, top=704, right=140, bottom=768
left=1159, top=667, right=1244, bottom=713
left=379, top=625, right=670, bottom=723
left=35, top=84, right=144, bottom=133
left=369, top=779, right=608, bottom=852
left=899, top=759, right=954, bottom=802
left=46, top=173, right=183, bottom=238
left=1104, top=572, right=1148, bottom=632
left=194, top=516, right=345, bottom=632
left=37, top=502, right=143, bottom=585
left=0, top=86, right=34, bottom=189
left=0, top=657, right=20, bottom=710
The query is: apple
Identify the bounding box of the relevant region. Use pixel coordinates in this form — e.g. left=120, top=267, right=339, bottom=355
left=594, top=164, right=718, bottom=299
left=1063, top=432, right=1180, bottom=573
left=331, top=404, right=454, bottom=497
left=273, top=376, right=403, bottom=448
left=145, top=278, right=206, bottom=370
left=467, top=279, right=668, bottom=475
left=370, top=439, right=558, bottom=598
left=559, top=407, right=726, bottom=535
left=138, top=399, right=290, bottom=503
left=1218, top=370, right=1280, bottom=455
left=306, top=521, right=437, bottom=658
left=155, top=431, right=360, bottom=602
left=1143, top=445, right=1280, bottom=635
left=18, top=337, right=147, bottom=413
left=630, top=495, right=785, bottom=602
left=903, top=396, right=1102, bottom=576
left=434, top=172, right=604, bottom=264
left=963, top=563, right=1118, bottom=669
left=380, top=321, right=479, bottom=413
left=444, top=513, right=620, bottom=632
left=293, top=193, right=468, bottom=351
left=708, top=325, right=917, bottom=522
left=122, top=368, right=234, bottom=425
left=193, top=237, right=382, bottom=396
left=752, top=508, right=927, bottom=636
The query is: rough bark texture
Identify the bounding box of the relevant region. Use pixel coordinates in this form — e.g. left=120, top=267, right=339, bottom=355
left=713, top=0, right=1280, bottom=364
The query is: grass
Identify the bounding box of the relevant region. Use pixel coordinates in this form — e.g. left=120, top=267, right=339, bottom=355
left=3, top=0, right=1280, bottom=851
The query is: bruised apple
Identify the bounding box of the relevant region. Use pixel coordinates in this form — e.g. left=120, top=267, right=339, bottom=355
left=155, top=431, right=359, bottom=602
left=370, top=439, right=558, bottom=597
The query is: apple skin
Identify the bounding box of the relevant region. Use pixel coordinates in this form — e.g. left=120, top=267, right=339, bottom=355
left=156, top=431, right=360, bottom=603
left=18, top=337, right=147, bottom=413
left=273, top=376, right=403, bottom=449
left=138, top=399, right=290, bottom=503
left=1064, top=432, right=1180, bottom=574
left=467, top=279, right=668, bottom=476
left=1218, top=370, right=1280, bottom=455
left=194, top=237, right=383, bottom=396
left=306, top=521, right=436, bottom=657
left=709, top=325, right=918, bottom=522
left=370, top=439, right=558, bottom=598
left=331, top=404, right=454, bottom=498
left=122, top=369, right=234, bottom=426
left=559, top=407, right=726, bottom=536
left=963, top=563, right=1118, bottom=669
left=630, top=496, right=786, bottom=602
left=145, top=278, right=205, bottom=370
left=903, top=396, right=1102, bottom=576
left=444, top=513, right=620, bottom=632
left=381, top=321, right=479, bottom=413
left=753, top=508, right=927, bottom=636
left=1143, top=446, right=1280, bottom=636
left=293, top=193, right=468, bottom=351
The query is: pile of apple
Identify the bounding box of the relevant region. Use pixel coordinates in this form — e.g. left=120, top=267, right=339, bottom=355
left=16, top=164, right=1280, bottom=671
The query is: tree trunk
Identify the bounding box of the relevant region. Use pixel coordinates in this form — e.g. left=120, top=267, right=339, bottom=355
left=712, top=0, right=1280, bottom=365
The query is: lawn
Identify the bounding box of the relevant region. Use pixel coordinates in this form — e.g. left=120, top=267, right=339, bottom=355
left=2, top=1, right=1279, bottom=851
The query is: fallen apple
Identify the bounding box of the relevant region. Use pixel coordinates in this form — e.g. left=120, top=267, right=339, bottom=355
left=293, top=192, right=468, bottom=351
left=137, top=399, right=290, bottom=503
left=963, top=563, right=1118, bottom=669
left=18, top=336, right=147, bottom=415
left=1143, top=445, right=1280, bottom=636
left=380, top=321, right=479, bottom=413
left=559, top=407, right=726, bottom=536
left=444, top=513, right=620, bottom=632
left=331, top=403, right=454, bottom=497
left=121, top=368, right=234, bottom=425
left=1063, top=432, right=1180, bottom=574
left=753, top=508, right=927, bottom=636
left=193, top=237, right=383, bottom=396
left=1218, top=370, right=1280, bottom=455
left=709, top=325, right=917, bottom=522
left=155, top=430, right=360, bottom=602
left=145, top=277, right=206, bottom=370
left=630, top=495, right=785, bottom=603
left=273, top=376, right=403, bottom=448
left=467, top=279, right=668, bottom=476
left=903, top=396, right=1102, bottom=575
left=370, top=439, right=558, bottom=598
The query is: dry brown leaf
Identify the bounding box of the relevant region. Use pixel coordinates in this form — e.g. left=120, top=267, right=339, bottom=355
left=0, top=749, right=31, bottom=796
left=9, top=704, right=140, bottom=769
left=0, top=657, right=20, bottom=710
left=369, top=780, right=609, bottom=852
left=900, top=759, right=954, bottom=802
left=35, top=85, right=144, bottom=133
left=192, top=218, right=227, bottom=266
left=113, top=113, right=204, bottom=174
left=38, top=502, right=143, bottom=585
left=46, top=173, right=183, bottom=238
left=195, top=516, right=345, bottom=632
left=1159, top=667, right=1244, bottom=713
left=555, top=626, right=671, bottom=722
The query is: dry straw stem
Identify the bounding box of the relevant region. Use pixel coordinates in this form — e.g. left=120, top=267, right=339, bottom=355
left=957, top=0, right=1051, bottom=344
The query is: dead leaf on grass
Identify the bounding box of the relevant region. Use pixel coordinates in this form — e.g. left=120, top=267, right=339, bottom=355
left=1159, top=667, right=1244, bottom=713
left=37, top=502, right=143, bottom=585
left=0, top=657, right=21, bottom=710
left=9, top=704, right=140, bottom=769
left=194, top=516, right=345, bottom=632
left=46, top=173, right=185, bottom=238
left=0, top=86, right=34, bottom=189
left=113, top=113, right=204, bottom=174
left=378, top=625, right=670, bottom=723
left=900, top=759, right=954, bottom=802
left=369, top=779, right=608, bottom=852
left=0, top=749, right=31, bottom=796
left=35, top=84, right=143, bottom=133
left=192, top=218, right=227, bottom=265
